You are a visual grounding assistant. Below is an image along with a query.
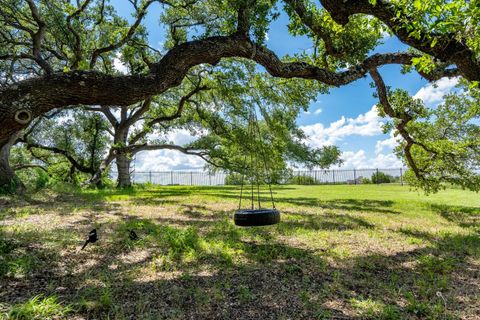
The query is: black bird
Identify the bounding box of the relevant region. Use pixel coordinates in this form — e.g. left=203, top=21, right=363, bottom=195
left=128, top=229, right=139, bottom=241
left=81, top=229, right=98, bottom=250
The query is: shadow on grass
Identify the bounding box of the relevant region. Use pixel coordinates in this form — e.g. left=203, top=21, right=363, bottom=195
left=2, top=214, right=478, bottom=319
left=280, top=212, right=375, bottom=232
left=210, top=191, right=399, bottom=215
left=167, top=188, right=400, bottom=215
left=74, top=186, right=401, bottom=217
left=430, top=204, right=480, bottom=231
left=1, top=188, right=478, bottom=319
left=278, top=198, right=399, bottom=214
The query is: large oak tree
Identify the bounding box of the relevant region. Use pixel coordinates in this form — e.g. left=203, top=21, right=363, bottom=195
left=20, top=59, right=340, bottom=188
left=1, top=0, right=479, bottom=191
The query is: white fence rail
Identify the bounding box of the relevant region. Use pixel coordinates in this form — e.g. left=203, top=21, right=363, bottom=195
left=110, top=168, right=407, bottom=186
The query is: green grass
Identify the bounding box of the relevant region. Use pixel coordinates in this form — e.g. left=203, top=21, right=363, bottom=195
left=0, top=184, right=479, bottom=319
left=4, top=295, right=72, bottom=320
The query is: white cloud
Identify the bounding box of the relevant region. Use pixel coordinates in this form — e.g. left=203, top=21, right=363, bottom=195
left=380, top=29, right=391, bottom=40
left=134, top=129, right=207, bottom=171
left=113, top=53, right=129, bottom=74
left=165, top=129, right=198, bottom=145
left=304, top=107, right=322, bottom=115
left=334, top=149, right=403, bottom=169
left=145, top=128, right=205, bottom=145
left=135, top=149, right=205, bottom=172
left=301, top=105, right=383, bottom=147
left=368, top=152, right=403, bottom=168
left=414, top=77, right=459, bottom=106
left=375, top=131, right=399, bottom=155
left=337, top=150, right=368, bottom=169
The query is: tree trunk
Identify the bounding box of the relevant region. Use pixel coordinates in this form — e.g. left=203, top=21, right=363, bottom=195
left=84, top=150, right=115, bottom=188
left=114, top=126, right=132, bottom=188
left=0, top=134, right=25, bottom=193
left=116, top=153, right=132, bottom=188
left=0, top=144, right=15, bottom=189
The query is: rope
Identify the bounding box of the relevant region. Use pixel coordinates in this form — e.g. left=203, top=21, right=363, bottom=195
left=237, top=108, right=276, bottom=210
left=250, top=150, right=254, bottom=209
left=238, top=154, right=247, bottom=210
left=254, top=138, right=261, bottom=209
left=238, top=112, right=254, bottom=210
left=249, top=113, right=255, bottom=209
left=252, top=111, right=276, bottom=209
left=238, top=114, right=253, bottom=210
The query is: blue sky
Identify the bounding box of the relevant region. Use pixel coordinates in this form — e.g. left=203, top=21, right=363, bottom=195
left=111, top=1, right=458, bottom=171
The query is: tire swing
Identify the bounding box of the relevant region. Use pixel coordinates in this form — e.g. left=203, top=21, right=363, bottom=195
left=234, top=112, right=280, bottom=227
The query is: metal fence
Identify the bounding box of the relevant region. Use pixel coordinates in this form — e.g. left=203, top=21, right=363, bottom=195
left=110, top=168, right=407, bottom=186
left=132, top=171, right=228, bottom=186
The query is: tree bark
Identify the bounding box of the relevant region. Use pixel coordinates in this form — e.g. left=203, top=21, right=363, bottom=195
left=0, top=133, right=25, bottom=193
left=0, top=143, right=15, bottom=190
left=84, top=150, right=115, bottom=187
left=113, top=125, right=133, bottom=188
left=116, top=153, right=131, bottom=188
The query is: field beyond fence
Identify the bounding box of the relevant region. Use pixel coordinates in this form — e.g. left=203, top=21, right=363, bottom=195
left=111, top=168, right=408, bottom=186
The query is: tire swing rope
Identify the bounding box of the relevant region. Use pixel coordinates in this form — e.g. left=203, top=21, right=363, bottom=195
left=234, top=110, right=280, bottom=227
left=237, top=112, right=269, bottom=210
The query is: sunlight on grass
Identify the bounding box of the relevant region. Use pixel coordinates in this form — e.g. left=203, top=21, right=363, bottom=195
left=1, top=185, right=479, bottom=319
left=5, top=295, right=72, bottom=320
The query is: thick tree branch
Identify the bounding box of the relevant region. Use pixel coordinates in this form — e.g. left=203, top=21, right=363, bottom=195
left=83, top=148, right=116, bottom=186
left=369, top=68, right=425, bottom=179
left=24, top=141, right=94, bottom=174
left=66, top=0, right=93, bottom=70
left=129, top=85, right=208, bottom=144
left=0, top=32, right=427, bottom=150
left=120, top=105, right=128, bottom=123
left=236, top=0, right=253, bottom=37
left=120, top=143, right=220, bottom=167
left=25, top=0, right=52, bottom=74
left=100, top=106, right=119, bottom=127
left=284, top=0, right=341, bottom=58
left=316, top=0, right=480, bottom=80
left=123, top=97, right=152, bottom=129
left=89, top=0, right=156, bottom=68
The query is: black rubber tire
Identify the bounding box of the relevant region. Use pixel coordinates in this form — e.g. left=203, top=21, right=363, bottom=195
left=234, top=209, right=280, bottom=226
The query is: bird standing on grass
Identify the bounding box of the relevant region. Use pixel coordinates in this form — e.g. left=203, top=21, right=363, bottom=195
left=81, top=229, right=98, bottom=250
left=128, top=229, right=139, bottom=241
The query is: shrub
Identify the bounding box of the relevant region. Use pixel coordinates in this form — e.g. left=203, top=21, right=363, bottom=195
left=0, top=179, right=21, bottom=195
left=371, top=171, right=395, bottom=184
left=361, top=177, right=372, bottom=184
left=34, top=168, right=50, bottom=190
left=225, top=173, right=244, bottom=185
left=288, top=174, right=317, bottom=185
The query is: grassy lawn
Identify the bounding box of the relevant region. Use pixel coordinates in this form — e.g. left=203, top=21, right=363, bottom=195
left=0, top=184, right=479, bottom=319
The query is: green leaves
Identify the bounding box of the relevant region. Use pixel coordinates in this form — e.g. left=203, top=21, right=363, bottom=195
left=387, top=85, right=480, bottom=193
left=411, top=55, right=436, bottom=74
left=161, top=59, right=341, bottom=175
left=413, top=0, right=423, bottom=11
